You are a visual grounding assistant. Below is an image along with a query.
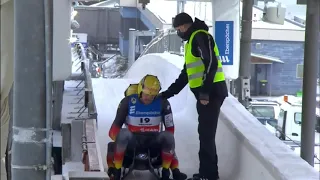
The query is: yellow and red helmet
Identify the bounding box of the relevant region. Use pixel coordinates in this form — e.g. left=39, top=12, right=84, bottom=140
left=137, top=74, right=161, bottom=96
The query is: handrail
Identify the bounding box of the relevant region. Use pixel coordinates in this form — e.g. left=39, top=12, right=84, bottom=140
left=75, top=43, right=103, bottom=173
left=81, top=62, right=98, bottom=120
left=82, top=119, right=102, bottom=172
left=87, top=46, right=103, bottom=61
left=139, top=28, right=183, bottom=57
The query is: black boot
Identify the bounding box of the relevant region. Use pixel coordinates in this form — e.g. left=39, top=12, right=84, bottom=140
left=108, top=168, right=121, bottom=180
left=107, top=167, right=115, bottom=178
left=188, top=173, right=219, bottom=180
left=172, top=168, right=187, bottom=180
left=188, top=173, right=208, bottom=180
left=161, top=168, right=172, bottom=180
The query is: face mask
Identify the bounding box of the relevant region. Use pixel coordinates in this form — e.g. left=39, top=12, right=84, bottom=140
left=177, top=30, right=188, bottom=41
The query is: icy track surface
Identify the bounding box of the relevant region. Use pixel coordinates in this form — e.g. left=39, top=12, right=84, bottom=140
left=92, top=52, right=319, bottom=180
left=92, top=53, right=200, bottom=180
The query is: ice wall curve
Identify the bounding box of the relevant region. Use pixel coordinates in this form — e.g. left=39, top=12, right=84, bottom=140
left=124, top=53, right=319, bottom=180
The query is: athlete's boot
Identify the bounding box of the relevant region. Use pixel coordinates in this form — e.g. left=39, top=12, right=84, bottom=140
left=187, top=173, right=219, bottom=180
left=108, top=168, right=121, bottom=180
left=162, top=168, right=172, bottom=180
left=172, top=168, right=187, bottom=180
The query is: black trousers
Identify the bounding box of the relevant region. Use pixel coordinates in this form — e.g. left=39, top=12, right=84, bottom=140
left=196, top=97, right=225, bottom=179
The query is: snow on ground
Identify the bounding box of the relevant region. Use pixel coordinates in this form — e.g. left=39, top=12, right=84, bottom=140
left=92, top=53, right=201, bottom=179
left=91, top=52, right=319, bottom=179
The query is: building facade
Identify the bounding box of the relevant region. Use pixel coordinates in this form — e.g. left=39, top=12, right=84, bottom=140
left=250, top=40, right=306, bottom=96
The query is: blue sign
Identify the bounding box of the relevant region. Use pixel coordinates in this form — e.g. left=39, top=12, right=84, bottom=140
left=71, top=42, right=88, bottom=48
left=215, top=21, right=234, bottom=65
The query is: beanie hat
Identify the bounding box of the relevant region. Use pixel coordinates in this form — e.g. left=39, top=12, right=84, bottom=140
left=172, top=12, right=193, bottom=28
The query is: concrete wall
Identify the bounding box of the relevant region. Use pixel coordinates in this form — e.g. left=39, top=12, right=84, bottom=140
left=218, top=96, right=319, bottom=179
left=251, top=40, right=305, bottom=96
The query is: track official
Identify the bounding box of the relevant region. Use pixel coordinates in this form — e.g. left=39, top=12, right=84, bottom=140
left=160, top=13, right=228, bottom=180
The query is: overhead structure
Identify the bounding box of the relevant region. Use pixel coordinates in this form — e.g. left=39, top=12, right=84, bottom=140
left=138, top=0, right=150, bottom=9
left=164, top=0, right=210, bottom=14
left=128, top=28, right=157, bottom=67
left=113, top=0, right=150, bottom=9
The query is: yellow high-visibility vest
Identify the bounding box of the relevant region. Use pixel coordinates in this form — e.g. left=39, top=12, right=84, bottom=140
left=185, top=29, right=225, bottom=88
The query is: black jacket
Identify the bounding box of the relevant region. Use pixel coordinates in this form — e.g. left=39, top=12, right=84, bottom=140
left=162, top=18, right=228, bottom=101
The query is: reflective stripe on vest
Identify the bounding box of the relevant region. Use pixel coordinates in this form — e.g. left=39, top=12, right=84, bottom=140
left=185, top=29, right=225, bottom=88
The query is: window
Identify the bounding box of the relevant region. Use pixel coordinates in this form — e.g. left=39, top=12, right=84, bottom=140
left=277, top=109, right=285, bottom=129
left=248, top=106, right=275, bottom=119
left=279, top=109, right=285, bottom=120
left=296, top=64, right=304, bottom=78
left=294, top=112, right=302, bottom=124
left=275, top=109, right=286, bottom=139
left=316, top=116, right=320, bottom=133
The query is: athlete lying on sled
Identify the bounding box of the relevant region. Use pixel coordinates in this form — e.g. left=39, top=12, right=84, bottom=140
left=106, top=74, right=187, bottom=180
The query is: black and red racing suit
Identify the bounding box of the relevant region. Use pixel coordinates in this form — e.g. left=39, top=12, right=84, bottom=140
left=107, top=95, right=179, bottom=170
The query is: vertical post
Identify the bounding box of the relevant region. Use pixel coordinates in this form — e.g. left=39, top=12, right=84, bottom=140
left=155, top=28, right=160, bottom=36
left=181, top=0, right=185, bottom=12
left=300, top=0, right=319, bottom=166
left=238, top=0, right=253, bottom=106
left=128, top=28, right=136, bottom=68
left=211, top=0, right=216, bottom=37
left=12, top=0, right=47, bottom=180
left=6, top=86, right=14, bottom=180
left=44, top=0, right=53, bottom=179
left=1, top=1, right=14, bottom=179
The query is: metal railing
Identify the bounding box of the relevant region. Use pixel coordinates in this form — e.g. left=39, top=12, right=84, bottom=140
left=139, top=28, right=184, bottom=57
left=72, top=44, right=104, bottom=174
left=87, top=46, right=104, bottom=61
left=82, top=61, right=98, bottom=120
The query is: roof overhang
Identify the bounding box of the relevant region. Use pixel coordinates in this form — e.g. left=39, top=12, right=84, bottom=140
left=251, top=53, right=284, bottom=64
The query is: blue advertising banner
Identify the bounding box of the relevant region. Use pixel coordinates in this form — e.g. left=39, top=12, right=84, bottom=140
left=215, top=21, right=234, bottom=65
left=71, top=42, right=88, bottom=48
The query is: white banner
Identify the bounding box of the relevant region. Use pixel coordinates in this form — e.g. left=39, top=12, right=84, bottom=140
left=212, top=0, right=240, bottom=79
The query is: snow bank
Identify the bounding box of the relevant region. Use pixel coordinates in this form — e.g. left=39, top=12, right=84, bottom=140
left=125, top=53, right=319, bottom=180
left=92, top=53, right=319, bottom=179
